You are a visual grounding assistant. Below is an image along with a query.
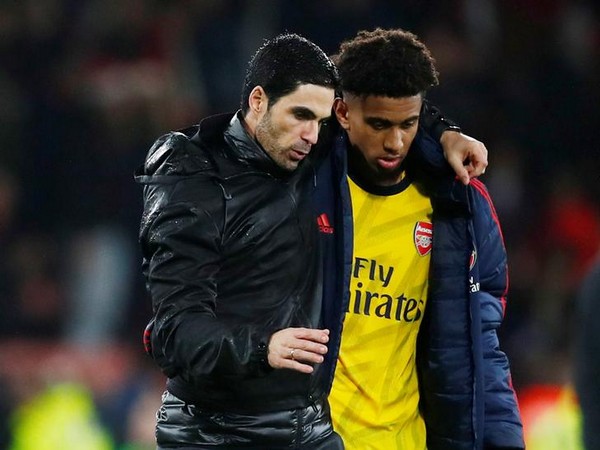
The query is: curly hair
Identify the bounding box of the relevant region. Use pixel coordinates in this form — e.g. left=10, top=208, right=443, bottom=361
left=241, top=33, right=338, bottom=114
left=334, top=28, right=439, bottom=98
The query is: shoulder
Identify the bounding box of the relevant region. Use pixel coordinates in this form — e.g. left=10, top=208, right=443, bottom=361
left=468, top=179, right=507, bottom=254
left=142, top=113, right=235, bottom=178
left=468, top=179, right=500, bottom=222
left=142, top=127, right=213, bottom=177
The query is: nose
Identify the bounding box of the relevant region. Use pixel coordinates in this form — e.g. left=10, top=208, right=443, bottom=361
left=301, top=121, right=320, bottom=145
left=383, top=127, right=404, bottom=153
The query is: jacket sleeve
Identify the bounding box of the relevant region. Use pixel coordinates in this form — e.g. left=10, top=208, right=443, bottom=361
left=420, top=100, right=461, bottom=142
left=408, top=101, right=463, bottom=174
left=469, top=179, right=525, bottom=449
left=138, top=142, right=271, bottom=380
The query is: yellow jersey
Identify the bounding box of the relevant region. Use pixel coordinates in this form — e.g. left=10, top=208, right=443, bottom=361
left=330, top=175, right=433, bottom=450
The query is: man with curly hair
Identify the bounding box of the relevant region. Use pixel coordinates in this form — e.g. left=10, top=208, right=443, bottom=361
left=317, top=29, right=524, bottom=450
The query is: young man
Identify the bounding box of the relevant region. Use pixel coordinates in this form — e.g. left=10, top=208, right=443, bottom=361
left=136, top=32, right=489, bottom=449
left=319, top=29, right=525, bottom=450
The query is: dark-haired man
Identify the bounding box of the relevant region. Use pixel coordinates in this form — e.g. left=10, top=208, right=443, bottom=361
left=319, top=29, right=524, bottom=450
left=136, top=32, right=489, bottom=449
left=137, top=33, right=344, bottom=450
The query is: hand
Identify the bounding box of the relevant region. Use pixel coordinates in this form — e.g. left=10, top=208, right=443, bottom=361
left=267, top=328, right=329, bottom=374
left=440, top=131, right=488, bottom=185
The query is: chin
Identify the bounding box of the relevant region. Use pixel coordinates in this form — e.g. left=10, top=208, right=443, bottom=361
left=282, top=161, right=299, bottom=171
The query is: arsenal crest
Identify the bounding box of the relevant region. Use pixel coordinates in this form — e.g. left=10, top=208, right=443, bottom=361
left=414, top=221, right=433, bottom=256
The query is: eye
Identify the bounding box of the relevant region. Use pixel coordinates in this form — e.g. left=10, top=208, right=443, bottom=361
left=293, top=109, right=313, bottom=121
left=368, top=120, right=388, bottom=131
left=401, top=120, right=418, bottom=130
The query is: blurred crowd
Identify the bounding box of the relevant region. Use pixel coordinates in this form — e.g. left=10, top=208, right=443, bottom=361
left=0, top=0, right=598, bottom=448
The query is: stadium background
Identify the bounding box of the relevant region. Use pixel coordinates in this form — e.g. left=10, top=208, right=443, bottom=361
left=0, top=1, right=598, bottom=448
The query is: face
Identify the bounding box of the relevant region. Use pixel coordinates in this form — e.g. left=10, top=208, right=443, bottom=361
left=252, top=84, right=334, bottom=171
left=335, top=93, right=423, bottom=186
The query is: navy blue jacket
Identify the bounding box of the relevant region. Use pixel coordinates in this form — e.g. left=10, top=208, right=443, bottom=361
left=314, top=127, right=524, bottom=450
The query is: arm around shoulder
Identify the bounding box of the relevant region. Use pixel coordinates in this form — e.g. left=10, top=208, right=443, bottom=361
left=419, top=101, right=489, bottom=184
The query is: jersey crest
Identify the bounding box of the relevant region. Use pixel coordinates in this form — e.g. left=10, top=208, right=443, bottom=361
left=414, top=221, right=433, bottom=256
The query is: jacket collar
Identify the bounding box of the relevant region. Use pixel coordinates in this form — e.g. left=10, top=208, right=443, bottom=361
left=222, top=111, right=290, bottom=178
left=333, top=126, right=470, bottom=212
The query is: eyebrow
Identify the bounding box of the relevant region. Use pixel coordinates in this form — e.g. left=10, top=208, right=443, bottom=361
left=291, top=106, right=318, bottom=120
left=365, top=114, right=420, bottom=126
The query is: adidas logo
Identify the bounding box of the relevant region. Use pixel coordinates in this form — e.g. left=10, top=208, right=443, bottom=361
left=317, top=213, right=334, bottom=234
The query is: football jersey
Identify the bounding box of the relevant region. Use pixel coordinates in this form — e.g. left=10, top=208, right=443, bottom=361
left=330, top=175, right=433, bottom=450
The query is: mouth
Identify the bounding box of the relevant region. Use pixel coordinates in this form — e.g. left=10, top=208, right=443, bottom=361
left=290, top=146, right=310, bottom=161
left=376, top=156, right=403, bottom=170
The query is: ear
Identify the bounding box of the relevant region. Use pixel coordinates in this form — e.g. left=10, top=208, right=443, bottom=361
left=334, top=98, right=350, bottom=130
left=248, top=86, right=268, bottom=115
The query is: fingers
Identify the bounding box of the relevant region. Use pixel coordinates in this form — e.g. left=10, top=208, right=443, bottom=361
left=267, top=328, right=330, bottom=373
left=293, top=327, right=329, bottom=343
left=441, top=131, right=489, bottom=185
left=468, top=155, right=488, bottom=178
left=447, top=153, right=470, bottom=186
left=462, top=137, right=488, bottom=179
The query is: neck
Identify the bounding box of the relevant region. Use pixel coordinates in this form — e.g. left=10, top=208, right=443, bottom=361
left=241, top=111, right=258, bottom=139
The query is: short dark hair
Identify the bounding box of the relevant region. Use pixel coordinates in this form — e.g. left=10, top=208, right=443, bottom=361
left=334, top=28, right=439, bottom=98
left=240, top=33, right=338, bottom=114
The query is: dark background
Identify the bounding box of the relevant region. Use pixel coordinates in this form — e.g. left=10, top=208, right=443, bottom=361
left=0, top=1, right=598, bottom=448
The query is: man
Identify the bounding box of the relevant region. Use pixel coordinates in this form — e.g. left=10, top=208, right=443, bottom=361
left=318, top=29, right=525, bottom=450
left=136, top=33, right=487, bottom=449
left=136, top=33, right=343, bottom=450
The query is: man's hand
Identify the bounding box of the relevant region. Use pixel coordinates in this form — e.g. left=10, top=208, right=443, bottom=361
left=267, top=328, right=329, bottom=374
left=440, top=131, right=488, bottom=185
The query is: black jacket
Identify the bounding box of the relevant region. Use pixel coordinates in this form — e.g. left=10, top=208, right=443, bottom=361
left=135, top=112, right=332, bottom=413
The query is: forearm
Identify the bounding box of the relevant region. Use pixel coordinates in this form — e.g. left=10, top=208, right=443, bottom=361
left=418, top=101, right=488, bottom=183
left=143, top=202, right=272, bottom=379
left=420, top=99, right=461, bottom=143
left=151, top=304, right=271, bottom=378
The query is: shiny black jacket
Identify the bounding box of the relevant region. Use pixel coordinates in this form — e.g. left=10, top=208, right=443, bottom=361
left=135, top=112, right=332, bottom=413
